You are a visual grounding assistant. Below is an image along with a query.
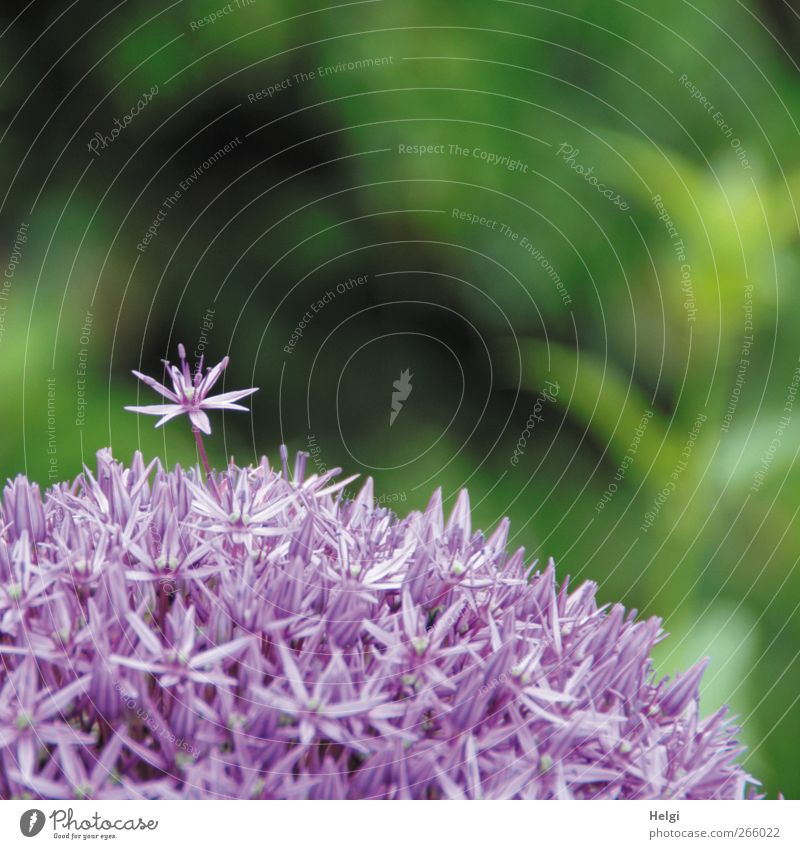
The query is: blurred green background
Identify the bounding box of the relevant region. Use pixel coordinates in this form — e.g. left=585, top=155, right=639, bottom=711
left=2, top=0, right=799, bottom=797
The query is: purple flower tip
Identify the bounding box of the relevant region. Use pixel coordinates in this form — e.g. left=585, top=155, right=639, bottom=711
left=0, top=450, right=759, bottom=800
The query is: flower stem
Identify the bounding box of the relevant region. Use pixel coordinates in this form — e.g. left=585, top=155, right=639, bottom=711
left=193, top=428, right=213, bottom=479
left=193, top=427, right=222, bottom=499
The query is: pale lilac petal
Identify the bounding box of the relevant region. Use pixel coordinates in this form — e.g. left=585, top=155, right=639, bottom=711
left=125, top=611, right=163, bottom=655
left=38, top=675, right=91, bottom=720
left=131, top=371, right=178, bottom=402
left=189, top=410, right=211, bottom=434
left=154, top=408, right=190, bottom=429
left=198, top=356, right=229, bottom=395
left=189, top=636, right=252, bottom=669
left=124, top=403, right=183, bottom=417
left=17, top=736, right=35, bottom=781
left=201, top=387, right=258, bottom=410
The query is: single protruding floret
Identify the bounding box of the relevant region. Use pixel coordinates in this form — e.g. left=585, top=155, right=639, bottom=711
left=125, top=343, right=257, bottom=435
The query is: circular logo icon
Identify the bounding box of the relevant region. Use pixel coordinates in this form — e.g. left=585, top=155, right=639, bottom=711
left=19, top=810, right=45, bottom=837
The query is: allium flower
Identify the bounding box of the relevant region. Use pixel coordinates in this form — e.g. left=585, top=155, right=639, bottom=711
left=0, top=447, right=760, bottom=800
left=126, top=343, right=257, bottom=482
left=125, top=344, right=257, bottom=435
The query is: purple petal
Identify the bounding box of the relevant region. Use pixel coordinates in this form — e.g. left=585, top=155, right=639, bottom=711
left=124, top=403, right=184, bottom=417
left=201, top=387, right=258, bottom=410
left=198, top=356, right=229, bottom=396
left=131, top=371, right=178, bottom=402
left=189, top=410, right=211, bottom=434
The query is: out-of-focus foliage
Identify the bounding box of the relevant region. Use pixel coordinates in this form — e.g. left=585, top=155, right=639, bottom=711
left=1, top=0, right=799, bottom=797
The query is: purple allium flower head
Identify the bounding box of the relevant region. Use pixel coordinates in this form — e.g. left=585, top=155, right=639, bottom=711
left=0, top=448, right=760, bottom=800
left=125, top=344, right=257, bottom=435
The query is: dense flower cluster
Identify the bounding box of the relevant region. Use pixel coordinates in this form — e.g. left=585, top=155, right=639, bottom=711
left=0, top=448, right=758, bottom=799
